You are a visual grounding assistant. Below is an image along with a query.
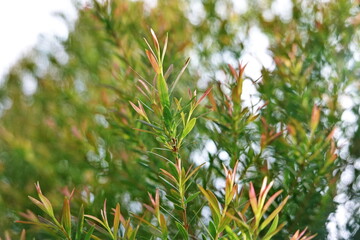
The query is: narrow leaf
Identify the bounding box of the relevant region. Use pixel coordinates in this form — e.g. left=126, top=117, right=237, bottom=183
left=146, top=49, right=160, bottom=74
left=176, top=222, right=189, bottom=240
left=113, top=203, right=121, bottom=238
left=170, top=58, right=190, bottom=93
left=181, top=118, right=196, bottom=139
left=158, top=74, right=170, bottom=108
left=260, top=196, right=289, bottom=230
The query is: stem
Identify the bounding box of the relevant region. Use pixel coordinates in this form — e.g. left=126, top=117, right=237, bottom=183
left=176, top=155, right=189, bottom=231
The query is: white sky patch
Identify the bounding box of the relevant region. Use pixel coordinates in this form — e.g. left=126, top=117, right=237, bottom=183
left=186, top=0, right=206, bottom=26
left=241, top=26, right=274, bottom=79
left=271, top=0, right=293, bottom=22
left=0, top=0, right=79, bottom=80
left=22, top=72, right=38, bottom=96
left=231, top=0, right=248, bottom=15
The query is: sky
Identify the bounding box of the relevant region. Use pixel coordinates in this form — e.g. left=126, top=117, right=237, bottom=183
left=0, top=0, right=79, bottom=79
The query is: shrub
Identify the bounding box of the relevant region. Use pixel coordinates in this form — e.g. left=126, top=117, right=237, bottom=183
left=1, top=0, right=359, bottom=239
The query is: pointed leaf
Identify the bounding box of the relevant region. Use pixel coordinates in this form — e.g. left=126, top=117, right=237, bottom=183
left=158, top=74, right=170, bottom=108
left=181, top=118, right=196, bottom=139
left=176, top=222, right=189, bottom=239
left=260, top=196, right=289, bottom=230
left=75, top=205, right=84, bottom=240
left=113, top=203, right=121, bottom=238
left=170, top=58, right=190, bottom=93
left=61, top=197, right=71, bottom=236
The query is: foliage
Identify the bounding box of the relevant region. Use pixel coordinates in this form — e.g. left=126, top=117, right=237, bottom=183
left=1, top=0, right=360, bottom=239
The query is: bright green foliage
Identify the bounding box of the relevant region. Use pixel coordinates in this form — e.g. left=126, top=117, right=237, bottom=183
left=1, top=0, right=360, bottom=239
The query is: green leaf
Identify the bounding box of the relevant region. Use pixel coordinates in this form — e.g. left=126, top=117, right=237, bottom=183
left=181, top=118, right=196, bottom=139
left=209, top=220, right=217, bottom=239
left=225, top=226, right=240, bottom=240
left=260, top=196, right=289, bottom=230
left=75, top=205, right=84, bottom=240
left=157, top=74, right=170, bottom=108
left=198, top=185, right=221, bottom=225
left=163, top=106, right=172, bottom=130
left=84, top=226, right=94, bottom=240
left=176, top=222, right=189, bottom=239
left=170, top=57, right=190, bottom=93
left=263, top=214, right=279, bottom=240
left=185, top=191, right=200, bottom=204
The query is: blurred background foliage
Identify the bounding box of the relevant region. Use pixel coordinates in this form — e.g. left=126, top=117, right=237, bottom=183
left=0, top=0, right=360, bottom=239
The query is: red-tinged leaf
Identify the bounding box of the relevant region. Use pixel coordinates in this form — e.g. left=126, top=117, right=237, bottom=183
left=310, top=105, right=320, bottom=131
left=160, top=169, right=178, bottom=183
left=35, top=182, right=42, bottom=194
left=292, top=227, right=317, bottom=240
left=291, top=230, right=300, bottom=240
left=249, top=182, right=258, bottom=214
left=270, top=131, right=283, bottom=141
left=19, top=210, right=38, bottom=222
left=16, top=220, right=58, bottom=231
left=136, top=86, right=149, bottom=99
left=298, top=228, right=308, bottom=238
left=143, top=203, right=155, bottom=214
left=143, top=38, right=158, bottom=62
left=155, top=189, right=160, bottom=214
left=150, top=28, right=160, bottom=52
left=102, top=200, right=109, bottom=226
left=132, top=128, right=156, bottom=134
left=146, top=49, right=160, bottom=74
left=196, top=87, right=213, bottom=107
left=236, top=210, right=247, bottom=223
left=129, top=101, right=141, bottom=114
left=61, top=197, right=71, bottom=236
left=84, top=215, right=108, bottom=230
left=148, top=192, right=156, bottom=207
left=228, top=64, right=238, bottom=79
left=303, top=234, right=317, bottom=240
left=20, top=229, right=26, bottom=240
left=185, top=163, right=205, bottom=182
left=164, top=63, right=173, bottom=79
left=113, top=203, right=121, bottom=238
left=326, top=127, right=336, bottom=141
left=207, top=90, right=217, bottom=111
left=138, top=79, right=151, bottom=94
left=262, top=190, right=283, bottom=214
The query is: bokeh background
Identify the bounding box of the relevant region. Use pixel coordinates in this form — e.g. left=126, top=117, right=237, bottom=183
left=0, top=0, right=359, bottom=239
